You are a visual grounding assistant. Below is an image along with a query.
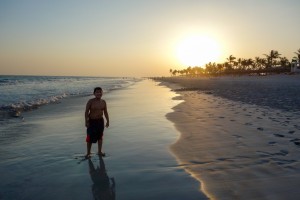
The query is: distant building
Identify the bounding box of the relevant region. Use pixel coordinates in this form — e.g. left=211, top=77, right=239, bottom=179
left=291, top=60, right=300, bottom=73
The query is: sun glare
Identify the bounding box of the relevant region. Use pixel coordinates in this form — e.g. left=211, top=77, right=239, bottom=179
left=176, top=35, right=221, bottom=66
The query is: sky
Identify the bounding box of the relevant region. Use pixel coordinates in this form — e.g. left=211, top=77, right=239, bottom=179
left=1, top=0, right=300, bottom=77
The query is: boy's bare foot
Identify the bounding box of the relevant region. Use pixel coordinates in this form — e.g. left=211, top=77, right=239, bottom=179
left=97, top=152, right=105, bottom=157
left=85, top=154, right=91, bottom=159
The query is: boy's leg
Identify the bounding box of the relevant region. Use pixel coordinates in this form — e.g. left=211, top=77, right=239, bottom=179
left=97, top=139, right=105, bottom=156
left=86, top=142, right=92, bottom=158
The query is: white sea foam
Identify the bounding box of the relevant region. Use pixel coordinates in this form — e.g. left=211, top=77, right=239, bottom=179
left=0, top=75, right=139, bottom=117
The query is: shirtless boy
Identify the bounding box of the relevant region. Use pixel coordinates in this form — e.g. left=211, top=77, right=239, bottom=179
left=85, top=87, right=109, bottom=158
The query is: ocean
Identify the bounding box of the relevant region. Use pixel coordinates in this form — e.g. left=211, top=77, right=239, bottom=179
left=0, top=75, right=139, bottom=118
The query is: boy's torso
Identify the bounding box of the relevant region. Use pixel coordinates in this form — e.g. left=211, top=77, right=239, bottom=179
left=89, top=98, right=105, bottom=119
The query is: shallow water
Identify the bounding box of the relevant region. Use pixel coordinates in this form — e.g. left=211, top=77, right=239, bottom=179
left=0, top=79, right=207, bottom=200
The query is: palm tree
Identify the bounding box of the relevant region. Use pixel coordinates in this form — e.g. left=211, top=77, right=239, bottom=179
left=194, top=66, right=204, bottom=75
left=264, top=50, right=281, bottom=68
left=226, top=55, right=236, bottom=68
left=205, top=62, right=218, bottom=74
left=183, top=69, right=188, bottom=76
left=179, top=70, right=184, bottom=76
left=240, top=59, right=248, bottom=71
left=254, top=57, right=261, bottom=70
left=236, top=58, right=243, bottom=71
left=223, top=62, right=233, bottom=73
left=255, top=57, right=267, bottom=70
left=172, top=70, right=178, bottom=76
left=242, top=58, right=254, bottom=71
left=279, top=57, right=290, bottom=68
left=294, top=48, right=300, bottom=61
left=187, top=66, right=192, bottom=76
left=217, top=63, right=224, bottom=74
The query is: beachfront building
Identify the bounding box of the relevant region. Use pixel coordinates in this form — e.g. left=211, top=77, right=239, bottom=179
left=291, top=60, right=300, bottom=73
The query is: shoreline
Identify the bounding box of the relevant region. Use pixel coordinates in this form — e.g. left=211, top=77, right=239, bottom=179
left=158, top=76, right=300, bottom=199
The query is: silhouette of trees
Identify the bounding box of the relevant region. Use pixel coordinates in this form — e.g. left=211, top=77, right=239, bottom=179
left=169, top=49, right=297, bottom=76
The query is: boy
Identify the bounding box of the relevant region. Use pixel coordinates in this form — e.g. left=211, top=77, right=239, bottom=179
left=85, top=87, right=109, bottom=158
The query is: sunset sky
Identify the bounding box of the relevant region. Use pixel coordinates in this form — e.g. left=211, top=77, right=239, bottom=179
left=1, top=0, right=300, bottom=77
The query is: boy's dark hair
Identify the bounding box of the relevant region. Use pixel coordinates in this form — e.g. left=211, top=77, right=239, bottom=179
left=94, top=87, right=103, bottom=94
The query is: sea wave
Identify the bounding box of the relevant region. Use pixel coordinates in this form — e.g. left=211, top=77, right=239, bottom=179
left=0, top=76, right=139, bottom=118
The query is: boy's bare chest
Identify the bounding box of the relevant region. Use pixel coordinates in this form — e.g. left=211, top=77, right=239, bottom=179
left=91, top=100, right=104, bottom=110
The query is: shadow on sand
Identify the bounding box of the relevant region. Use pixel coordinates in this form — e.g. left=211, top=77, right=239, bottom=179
left=88, top=156, right=116, bottom=200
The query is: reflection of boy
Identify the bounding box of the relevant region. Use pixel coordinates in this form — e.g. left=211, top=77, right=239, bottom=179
left=88, top=157, right=116, bottom=200
left=85, top=87, right=109, bottom=158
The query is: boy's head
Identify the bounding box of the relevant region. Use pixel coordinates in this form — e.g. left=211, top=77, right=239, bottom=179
left=93, top=87, right=103, bottom=99
left=94, top=87, right=102, bottom=94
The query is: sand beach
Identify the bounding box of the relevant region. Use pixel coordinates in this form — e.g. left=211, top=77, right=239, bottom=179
left=157, top=75, right=300, bottom=200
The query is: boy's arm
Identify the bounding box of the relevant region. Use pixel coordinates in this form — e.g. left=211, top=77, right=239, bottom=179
left=103, top=100, right=109, bottom=127
left=85, top=100, right=91, bottom=127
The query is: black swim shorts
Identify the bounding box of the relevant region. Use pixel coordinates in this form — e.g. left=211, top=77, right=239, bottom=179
left=86, top=118, right=104, bottom=143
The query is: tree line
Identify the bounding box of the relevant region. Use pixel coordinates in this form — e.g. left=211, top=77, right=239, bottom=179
left=170, top=49, right=300, bottom=76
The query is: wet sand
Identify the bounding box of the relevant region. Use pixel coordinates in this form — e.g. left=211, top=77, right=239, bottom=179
left=0, top=79, right=207, bottom=200
left=158, top=75, right=300, bottom=200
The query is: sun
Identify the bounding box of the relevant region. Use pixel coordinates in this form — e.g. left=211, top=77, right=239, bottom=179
left=176, top=35, right=221, bottom=66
